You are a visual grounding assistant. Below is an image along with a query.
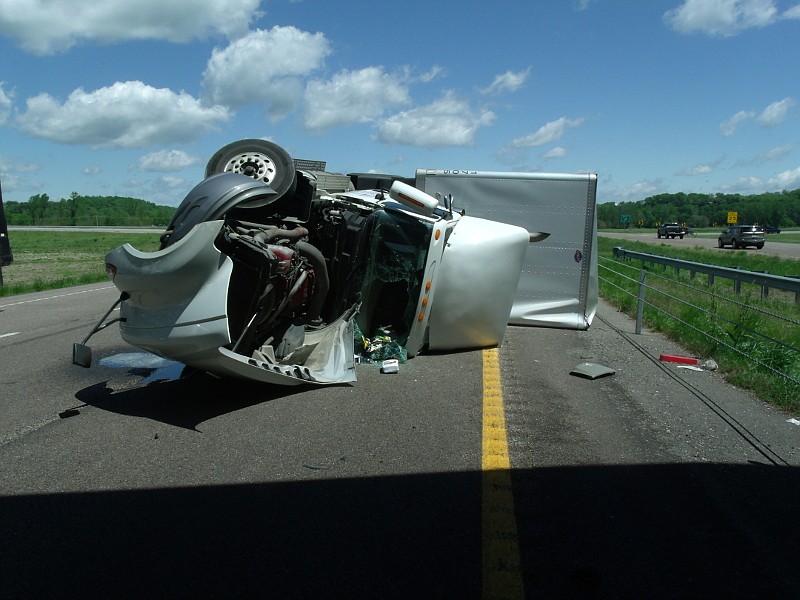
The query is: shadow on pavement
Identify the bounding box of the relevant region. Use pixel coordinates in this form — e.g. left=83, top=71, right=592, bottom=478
left=73, top=373, right=323, bottom=431
left=2, top=463, right=798, bottom=598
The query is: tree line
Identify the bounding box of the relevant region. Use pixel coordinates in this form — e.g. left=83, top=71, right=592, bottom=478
left=597, top=188, right=800, bottom=229
left=5, top=186, right=800, bottom=231
left=3, top=192, right=176, bottom=227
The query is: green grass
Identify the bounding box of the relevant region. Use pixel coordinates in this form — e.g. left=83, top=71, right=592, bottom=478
left=1, top=231, right=162, bottom=297
left=598, top=237, right=800, bottom=413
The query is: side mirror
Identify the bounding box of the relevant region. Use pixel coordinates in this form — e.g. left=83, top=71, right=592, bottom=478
left=72, top=343, right=92, bottom=368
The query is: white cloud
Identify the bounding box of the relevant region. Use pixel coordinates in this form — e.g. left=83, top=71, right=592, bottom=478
left=542, top=146, right=567, bottom=159
left=304, top=67, right=411, bottom=131
left=678, top=164, right=713, bottom=176
left=15, top=81, right=231, bottom=148
left=762, top=142, right=795, bottom=160
left=160, top=176, right=187, bottom=189
left=767, top=165, right=800, bottom=188
left=664, top=0, right=779, bottom=37
left=82, top=165, right=101, bottom=175
left=719, top=109, right=755, bottom=135
left=413, top=66, right=445, bottom=83
left=609, top=179, right=663, bottom=200
left=511, top=116, right=584, bottom=148
left=734, top=143, right=795, bottom=167
left=785, top=3, right=800, bottom=18
left=0, top=0, right=260, bottom=55
left=720, top=174, right=775, bottom=194
left=202, top=26, right=331, bottom=121
left=757, top=97, right=796, bottom=127
left=136, top=149, right=201, bottom=172
left=376, top=92, right=495, bottom=148
left=481, top=68, right=531, bottom=95
left=0, top=172, right=20, bottom=191
left=0, top=81, right=13, bottom=124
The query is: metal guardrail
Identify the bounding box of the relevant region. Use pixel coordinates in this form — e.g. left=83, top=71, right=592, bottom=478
left=613, top=247, right=800, bottom=303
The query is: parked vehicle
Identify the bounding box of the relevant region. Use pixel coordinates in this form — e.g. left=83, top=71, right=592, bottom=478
left=764, top=226, right=781, bottom=234
left=718, top=225, right=765, bottom=249
left=657, top=223, right=685, bottom=239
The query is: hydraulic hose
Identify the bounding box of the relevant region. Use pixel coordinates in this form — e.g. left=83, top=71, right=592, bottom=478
left=295, top=240, right=329, bottom=323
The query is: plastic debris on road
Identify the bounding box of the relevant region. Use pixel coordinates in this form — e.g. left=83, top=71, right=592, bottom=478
left=380, top=359, right=399, bottom=374
left=659, top=353, right=699, bottom=365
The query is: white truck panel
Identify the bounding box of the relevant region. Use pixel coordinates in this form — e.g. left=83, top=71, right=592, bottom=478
left=416, top=170, right=598, bottom=330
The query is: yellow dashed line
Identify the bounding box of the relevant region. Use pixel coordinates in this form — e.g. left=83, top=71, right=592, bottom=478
left=482, top=347, right=524, bottom=599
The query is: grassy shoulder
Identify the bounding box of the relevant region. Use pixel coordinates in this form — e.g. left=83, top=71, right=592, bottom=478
left=0, top=231, right=162, bottom=296
left=597, top=236, right=800, bottom=413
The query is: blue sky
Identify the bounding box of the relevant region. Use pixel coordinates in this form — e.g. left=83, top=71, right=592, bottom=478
left=0, top=0, right=798, bottom=206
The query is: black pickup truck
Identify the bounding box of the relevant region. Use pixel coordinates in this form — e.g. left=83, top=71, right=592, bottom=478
left=657, top=223, right=686, bottom=239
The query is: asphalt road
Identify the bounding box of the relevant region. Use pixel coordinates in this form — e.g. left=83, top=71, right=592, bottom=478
left=1, top=283, right=799, bottom=598
left=600, top=230, right=800, bottom=260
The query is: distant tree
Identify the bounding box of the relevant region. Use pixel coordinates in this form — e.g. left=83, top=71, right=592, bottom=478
left=28, top=193, right=50, bottom=224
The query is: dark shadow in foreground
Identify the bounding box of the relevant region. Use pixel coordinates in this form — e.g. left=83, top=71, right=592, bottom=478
left=2, top=464, right=798, bottom=599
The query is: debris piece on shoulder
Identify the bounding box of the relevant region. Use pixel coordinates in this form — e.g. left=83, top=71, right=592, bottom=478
left=659, top=353, right=699, bottom=365
left=700, top=358, right=718, bottom=371
left=570, top=362, right=615, bottom=380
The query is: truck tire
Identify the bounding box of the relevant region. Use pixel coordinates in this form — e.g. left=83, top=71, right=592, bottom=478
left=205, top=139, right=297, bottom=198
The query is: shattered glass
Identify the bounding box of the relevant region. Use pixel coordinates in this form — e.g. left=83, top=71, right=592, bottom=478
left=353, top=209, right=432, bottom=363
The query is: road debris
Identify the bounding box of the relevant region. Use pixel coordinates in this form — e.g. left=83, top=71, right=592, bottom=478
left=570, top=362, right=615, bottom=380
left=380, top=359, right=400, bottom=374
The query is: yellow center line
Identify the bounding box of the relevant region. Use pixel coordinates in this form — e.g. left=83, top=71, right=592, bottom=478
left=482, top=347, right=524, bottom=599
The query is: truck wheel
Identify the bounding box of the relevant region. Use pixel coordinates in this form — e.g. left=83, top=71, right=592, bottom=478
left=679, top=235, right=684, bottom=239
left=756, top=244, right=763, bottom=249
left=657, top=233, right=661, bottom=238
left=205, top=139, right=297, bottom=198
left=732, top=240, right=739, bottom=249
left=718, top=239, right=724, bottom=248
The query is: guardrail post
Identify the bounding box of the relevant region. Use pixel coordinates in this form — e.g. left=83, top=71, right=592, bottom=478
left=757, top=271, right=769, bottom=299
left=733, top=266, right=741, bottom=295
left=636, top=269, right=647, bottom=335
